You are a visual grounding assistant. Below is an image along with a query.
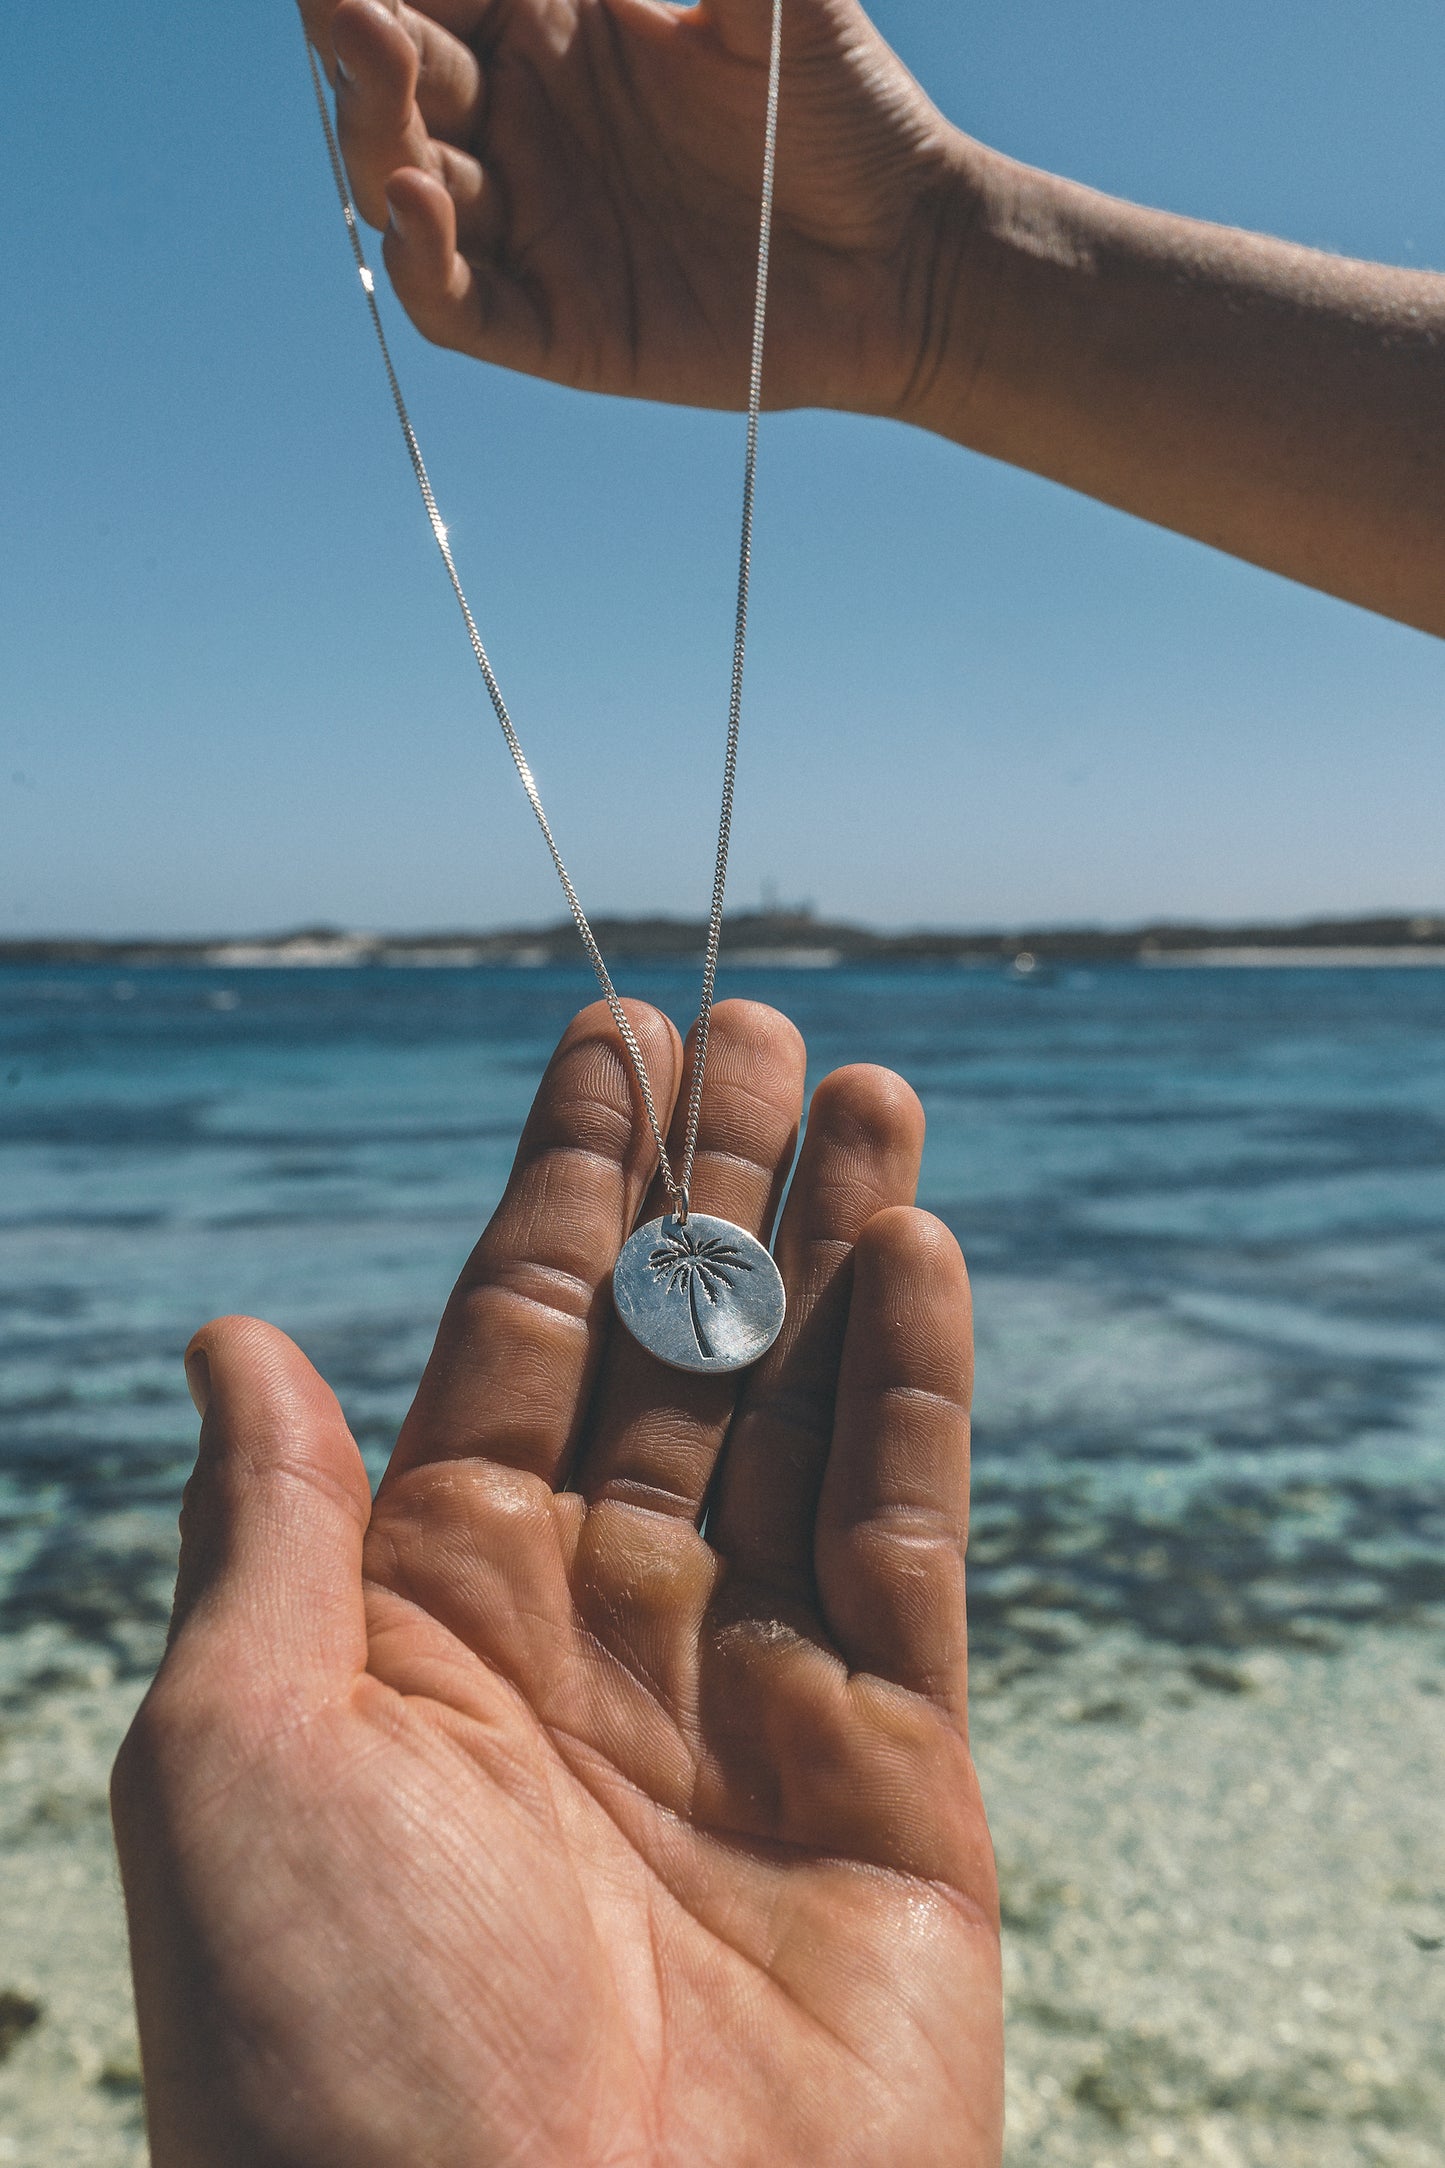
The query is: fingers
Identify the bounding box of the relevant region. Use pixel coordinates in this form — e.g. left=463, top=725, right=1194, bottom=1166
left=311, top=0, right=484, bottom=231
left=297, top=0, right=343, bottom=73
left=330, top=0, right=435, bottom=225
left=384, top=166, right=460, bottom=294
left=317, top=0, right=508, bottom=350
left=166, top=1317, right=371, bottom=1689
left=384, top=1000, right=682, bottom=1487
left=383, top=163, right=499, bottom=322
left=573, top=1001, right=806, bottom=1517
left=708, top=1065, right=926, bottom=1587
left=814, top=1209, right=973, bottom=1713
left=398, top=1, right=484, bottom=136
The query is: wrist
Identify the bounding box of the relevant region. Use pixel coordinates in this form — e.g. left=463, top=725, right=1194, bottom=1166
left=883, top=135, right=1103, bottom=452
left=858, top=127, right=1008, bottom=436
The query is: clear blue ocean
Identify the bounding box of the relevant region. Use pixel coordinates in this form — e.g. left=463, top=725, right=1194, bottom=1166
left=3, top=961, right=1444, bottom=1679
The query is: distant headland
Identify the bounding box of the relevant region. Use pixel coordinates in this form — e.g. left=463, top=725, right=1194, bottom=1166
left=4, top=909, right=1445, bottom=969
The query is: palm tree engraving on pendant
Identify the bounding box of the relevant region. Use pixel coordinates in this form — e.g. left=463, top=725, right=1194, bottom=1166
left=648, top=1226, right=755, bottom=1361
left=612, top=1209, right=784, bottom=1374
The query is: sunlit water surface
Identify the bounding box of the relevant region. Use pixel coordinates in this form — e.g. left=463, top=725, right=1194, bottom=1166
left=3, top=962, right=1443, bottom=1677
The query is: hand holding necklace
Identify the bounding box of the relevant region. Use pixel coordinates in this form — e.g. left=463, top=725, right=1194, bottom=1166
left=298, top=0, right=979, bottom=424
left=113, top=999, right=1002, bottom=2167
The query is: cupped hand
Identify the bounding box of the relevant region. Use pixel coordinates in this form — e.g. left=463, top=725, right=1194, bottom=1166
left=113, top=999, right=1002, bottom=2167
left=296, top=0, right=977, bottom=415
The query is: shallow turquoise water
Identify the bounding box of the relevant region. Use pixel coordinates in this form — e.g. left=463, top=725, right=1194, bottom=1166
left=3, top=961, right=1444, bottom=1671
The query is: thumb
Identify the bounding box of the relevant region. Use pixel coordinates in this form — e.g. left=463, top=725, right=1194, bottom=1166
left=168, top=1316, right=371, bottom=1688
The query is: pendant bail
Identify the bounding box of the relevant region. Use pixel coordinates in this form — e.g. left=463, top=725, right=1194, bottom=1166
left=672, top=1186, right=691, bottom=1227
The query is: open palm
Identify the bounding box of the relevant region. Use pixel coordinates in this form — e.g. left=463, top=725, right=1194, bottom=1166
left=113, top=999, right=1001, bottom=2166
left=297, top=0, right=972, bottom=414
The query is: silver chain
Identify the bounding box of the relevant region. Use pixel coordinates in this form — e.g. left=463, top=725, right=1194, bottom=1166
left=304, top=0, right=783, bottom=1221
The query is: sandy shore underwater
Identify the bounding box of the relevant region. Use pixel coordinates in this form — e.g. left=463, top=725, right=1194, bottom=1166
left=1, top=1608, right=1441, bottom=2165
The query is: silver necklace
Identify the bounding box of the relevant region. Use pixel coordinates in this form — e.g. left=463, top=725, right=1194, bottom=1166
left=305, top=2, right=787, bottom=1374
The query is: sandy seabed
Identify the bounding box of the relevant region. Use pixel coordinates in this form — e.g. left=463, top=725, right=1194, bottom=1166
left=0, top=1623, right=1441, bottom=2166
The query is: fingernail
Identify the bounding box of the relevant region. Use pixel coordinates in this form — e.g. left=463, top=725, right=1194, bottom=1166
left=184, top=1348, right=211, bottom=1418
left=385, top=191, right=411, bottom=244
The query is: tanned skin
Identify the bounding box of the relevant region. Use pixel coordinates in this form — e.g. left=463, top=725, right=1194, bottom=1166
left=300, top=0, right=1445, bottom=636
left=115, top=6, right=1445, bottom=2157
left=114, top=1001, right=1003, bottom=2166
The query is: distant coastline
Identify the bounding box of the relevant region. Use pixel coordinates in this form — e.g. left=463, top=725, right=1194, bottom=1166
left=3, top=909, right=1445, bottom=970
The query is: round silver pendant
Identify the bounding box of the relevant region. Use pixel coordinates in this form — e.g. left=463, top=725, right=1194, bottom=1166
left=612, top=1211, right=786, bottom=1375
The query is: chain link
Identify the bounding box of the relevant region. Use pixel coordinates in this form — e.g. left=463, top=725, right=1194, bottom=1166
left=304, top=0, right=783, bottom=1217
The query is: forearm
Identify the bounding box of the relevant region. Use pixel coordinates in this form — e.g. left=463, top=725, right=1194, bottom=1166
left=898, top=141, right=1445, bottom=637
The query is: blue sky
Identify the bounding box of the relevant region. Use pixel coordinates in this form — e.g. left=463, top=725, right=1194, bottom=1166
left=4, top=0, right=1445, bottom=936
